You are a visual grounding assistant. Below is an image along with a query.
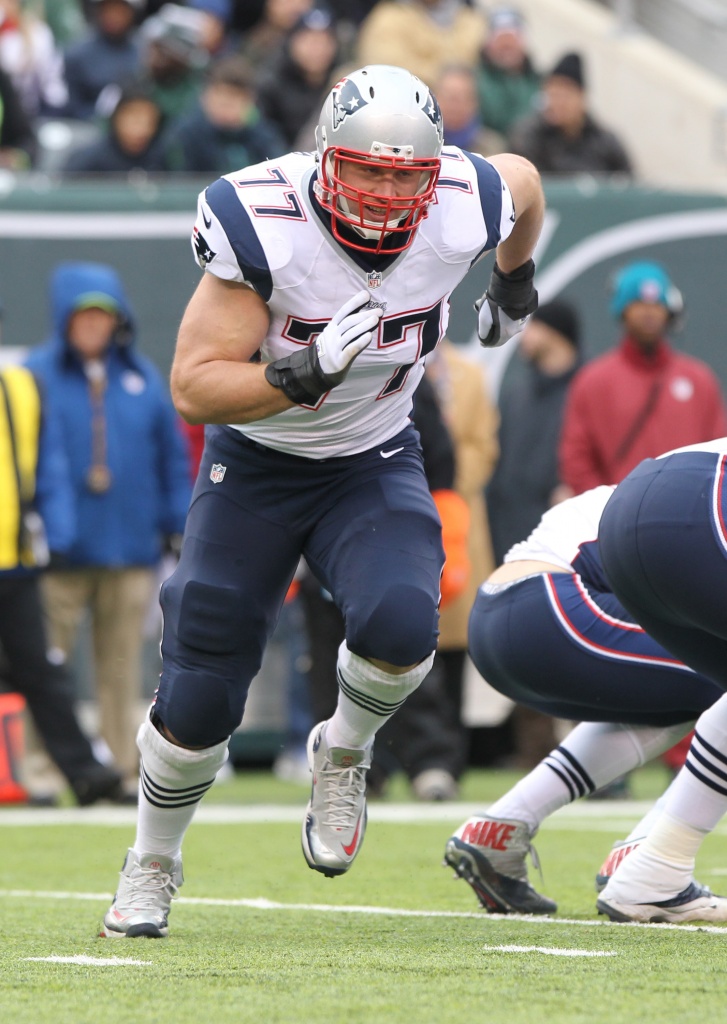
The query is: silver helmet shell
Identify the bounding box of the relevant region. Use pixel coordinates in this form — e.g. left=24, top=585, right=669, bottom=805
left=314, top=65, right=443, bottom=253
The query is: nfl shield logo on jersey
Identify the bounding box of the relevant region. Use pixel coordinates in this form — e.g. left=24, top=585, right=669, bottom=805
left=367, top=271, right=382, bottom=289
left=210, top=463, right=227, bottom=484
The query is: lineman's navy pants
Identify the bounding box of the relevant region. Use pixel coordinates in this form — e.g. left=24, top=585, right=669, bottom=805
left=156, top=424, right=444, bottom=746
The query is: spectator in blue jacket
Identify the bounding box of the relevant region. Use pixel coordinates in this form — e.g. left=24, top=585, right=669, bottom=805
left=25, top=261, right=192, bottom=795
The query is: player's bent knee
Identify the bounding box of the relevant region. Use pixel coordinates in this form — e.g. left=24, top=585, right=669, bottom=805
left=347, top=583, right=438, bottom=666
left=159, top=670, right=244, bottom=747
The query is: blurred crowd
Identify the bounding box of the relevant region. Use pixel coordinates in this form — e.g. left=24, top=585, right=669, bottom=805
left=0, top=0, right=635, bottom=180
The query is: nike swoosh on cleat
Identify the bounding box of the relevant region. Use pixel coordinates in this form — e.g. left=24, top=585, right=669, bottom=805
left=380, top=447, right=404, bottom=459
left=342, top=816, right=362, bottom=857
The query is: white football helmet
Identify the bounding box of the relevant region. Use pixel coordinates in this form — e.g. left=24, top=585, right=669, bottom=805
left=314, top=65, right=443, bottom=254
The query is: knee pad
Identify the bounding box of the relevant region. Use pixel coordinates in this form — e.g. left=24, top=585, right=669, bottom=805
left=164, top=579, right=246, bottom=655
left=157, top=669, right=245, bottom=747
left=347, top=583, right=438, bottom=666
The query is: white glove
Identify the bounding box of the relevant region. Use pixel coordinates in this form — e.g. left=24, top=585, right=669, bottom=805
left=475, top=259, right=538, bottom=348
left=316, top=289, right=383, bottom=380
left=475, top=295, right=533, bottom=348
left=264, top=289, right=383, bottom=404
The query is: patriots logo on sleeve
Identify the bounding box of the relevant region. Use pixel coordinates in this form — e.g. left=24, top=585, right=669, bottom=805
left=193, top=226, right=217, bottom=268
left=331, top=78, right=369, bottom=130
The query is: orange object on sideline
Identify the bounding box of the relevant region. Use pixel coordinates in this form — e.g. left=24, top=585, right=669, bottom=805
left=432, top=488, right=471, bottom=609
left=0, top=692, right=28, bottom=803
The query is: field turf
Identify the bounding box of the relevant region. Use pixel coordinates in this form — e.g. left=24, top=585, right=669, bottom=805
left=2, top=766, right=727, bottom=1024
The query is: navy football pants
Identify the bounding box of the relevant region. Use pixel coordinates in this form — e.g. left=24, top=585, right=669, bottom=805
left=599, top=451, right=727, bottom=691
left=468, top=567, right=721, bottom=727
left=156, top=425, right=444, bottom=746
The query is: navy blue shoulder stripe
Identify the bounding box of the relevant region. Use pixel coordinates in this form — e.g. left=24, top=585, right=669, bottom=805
left=205, top=178, right=273, bottom=302
left=462, top=150, right=504, bottom=266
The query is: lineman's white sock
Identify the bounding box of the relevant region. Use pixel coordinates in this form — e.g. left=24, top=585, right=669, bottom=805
left=325, top=642, right=435, bottom=750
left=487, top=721, right=690, bottom=835
left=133, top=711, right=229, bottom=860
left=602, top=698, right=727, bottom=902
left=602, top=812, right=706, bottom=902
left=664, top=694, right=727, bottom=832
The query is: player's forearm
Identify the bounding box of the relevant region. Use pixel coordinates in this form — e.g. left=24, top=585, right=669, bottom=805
left=489, top=154, right=544, bottom=273
left=171, top=359, right=294, bottom=425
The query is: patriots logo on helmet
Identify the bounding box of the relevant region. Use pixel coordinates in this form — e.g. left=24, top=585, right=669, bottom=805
left=331, top=77, right=369, bottom=130
left=423, top=92, right=443, bottom=135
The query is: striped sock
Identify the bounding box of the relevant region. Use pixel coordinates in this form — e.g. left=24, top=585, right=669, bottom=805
left=663, top=694, right=727, bottom=833
left=325, top=642, right=435, bottom=750
left=488, top=721, right=690, bottom=833
left=133, top=711, right=229, bottom=860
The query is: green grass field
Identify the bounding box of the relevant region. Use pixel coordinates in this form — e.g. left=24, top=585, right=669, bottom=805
left=2, top=765, right=727, bottom=1024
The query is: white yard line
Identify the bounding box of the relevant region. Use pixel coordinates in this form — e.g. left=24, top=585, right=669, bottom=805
left=481, top=945, right=617, bottom=957
left=2, top=889, right=727, bottom=934
left=23, top=955, right=151, bottom=966
left=0, top=800, right=667, bottom=828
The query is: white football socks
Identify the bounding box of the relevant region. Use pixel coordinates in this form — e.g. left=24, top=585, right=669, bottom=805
left=487, top=721, right=691, bottom=835
left=133, top=711, right=229, bottom=860
left=605, top=695, right=727, bottom=901
left=325, top=642, right=435, bottom=750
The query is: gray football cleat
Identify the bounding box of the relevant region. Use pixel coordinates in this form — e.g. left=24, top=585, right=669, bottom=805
left=301, top=721, right=370, bottom=878
left=595, top=837, right=644, bottom=893
left=101, top=849, right=183, bottom=938
left=443, top=815, right=557, bottom=915
left=597, top=881, right=727, bottom=923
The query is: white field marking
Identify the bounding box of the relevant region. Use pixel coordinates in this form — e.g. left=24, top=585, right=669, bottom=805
left=0, top=799, right=673, bottom=829
left=482, top=945, right=617, bottom=957
left=2, top=889, right=727, bottom=935
left=23, top=955, right=151, bottom=966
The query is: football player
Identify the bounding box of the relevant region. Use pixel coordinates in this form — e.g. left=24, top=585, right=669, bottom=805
left=445, top=479, right=727, bottom=922
left=595, top=438, right=727, bottom=922
left=101, top=63, right=544, bottom=938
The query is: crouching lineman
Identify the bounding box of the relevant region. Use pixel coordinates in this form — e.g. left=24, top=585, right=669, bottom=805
left=444, top=481, right=727, bottom=923
left=101, top=63, right=544, bottom=938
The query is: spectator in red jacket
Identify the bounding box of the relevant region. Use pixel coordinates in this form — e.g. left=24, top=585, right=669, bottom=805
left=559, top=260, right=727, bottom=496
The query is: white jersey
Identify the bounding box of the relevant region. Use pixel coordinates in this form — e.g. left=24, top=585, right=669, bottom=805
left=191, top=147, right=514, bottom=458
left=503, top=485, right=616, bottom=571
left=657, top=437, right=727, bottom=458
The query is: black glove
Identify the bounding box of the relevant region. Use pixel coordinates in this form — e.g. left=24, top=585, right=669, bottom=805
left=475, top=259, right=538, bottom=347
left=265, top=290, right=382, bottom=405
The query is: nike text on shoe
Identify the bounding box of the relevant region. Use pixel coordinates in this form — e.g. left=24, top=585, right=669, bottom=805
left=301, top=721, right=370, bottom=878
left=443, top=816, right=557, bottom=915
left=595, top=837, right=643, bottom=893
left=101, top=849, right=183, bottom=938
left=596, top=881, right=727, bottom=923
